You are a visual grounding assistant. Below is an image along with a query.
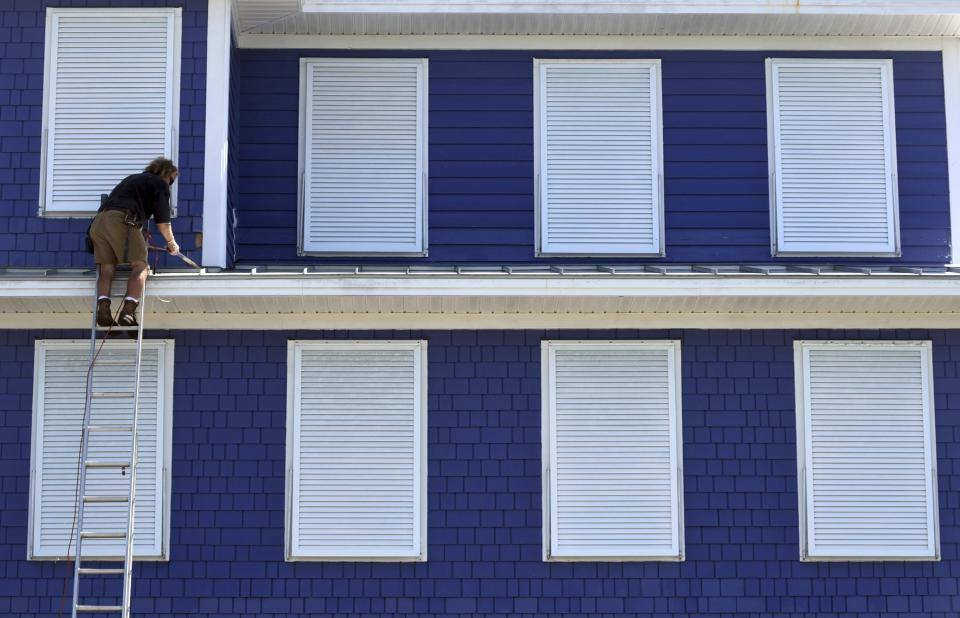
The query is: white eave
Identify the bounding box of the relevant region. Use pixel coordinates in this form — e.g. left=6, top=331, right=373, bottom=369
left=300, top=1, right=960, bottom=14
left=234, top=0, right=960, bottom=41
left=3, top=267, right=960, bottom=329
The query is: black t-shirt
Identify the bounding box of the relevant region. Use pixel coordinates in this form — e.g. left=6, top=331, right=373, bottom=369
left=100, top=173, right=172, bottom=225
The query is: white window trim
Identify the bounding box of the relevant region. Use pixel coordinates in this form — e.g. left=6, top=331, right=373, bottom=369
left=285, top=340, right=429, bottom=561
left=27, top=339, right=175, bottom=561
left=296, top=58, right=429, bottom=257
left=766, top=57, right=901, bottom=257
left=793, top=340, right=940, bottom=561
left=39, top=7, right=182, bottom=218
left=540, top=340, right=684, bottom=562
left=534, top=59, right=665, bottom=257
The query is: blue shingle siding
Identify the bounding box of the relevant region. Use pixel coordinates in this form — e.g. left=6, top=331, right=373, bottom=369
left=2, top=328, right=959, bottom=616
left=0, top=0, right=207, bottom=269
left=237, top=50, right=950, bottom=266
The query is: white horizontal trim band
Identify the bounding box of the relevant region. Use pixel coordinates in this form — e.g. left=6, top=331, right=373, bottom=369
left=2, top=274, right=960, bottom=298
left=237, top=34, right=953, bottom=51
left=298, top=1, right=960, bottom=16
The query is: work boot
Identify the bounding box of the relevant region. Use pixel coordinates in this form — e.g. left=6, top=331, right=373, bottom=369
left=118, top=299, right=139, bottom=327
left=96, top=298, right=116, bottom=327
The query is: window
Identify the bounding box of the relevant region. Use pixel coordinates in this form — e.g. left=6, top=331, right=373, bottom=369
left=286, top=341, right=427, bottom=561
left=794, top=341, right=940, bottom=560
left=767, top=58, right=900, bottom=256
left=541, top=341, right=683, bottom=561
left=298, top=59, right=428, bottom=256
left=28, top=340, right=174, bottom=560
left=40, top=8, right=181, bottom=216
left=535, top=59, right=664, bottom=256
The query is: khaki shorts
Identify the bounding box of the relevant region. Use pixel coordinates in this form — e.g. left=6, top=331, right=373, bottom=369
left=89, top=210, right=148, bottom=265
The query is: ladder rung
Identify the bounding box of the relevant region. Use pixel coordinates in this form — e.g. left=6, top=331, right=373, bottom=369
left=91, top=391, right=134, bottom=398
left=86, top=426, right=133, bottom=433
left=78, top=567, right=125, bottom=576
left=85, top=460, right=131, bottom=469
left=95, top=325, right=139, bottom=331
left=79, top=531, right=127, bottom=540
left=83, top=495, right=129, bottom=504
left=76, top=605, right=123, bottom=613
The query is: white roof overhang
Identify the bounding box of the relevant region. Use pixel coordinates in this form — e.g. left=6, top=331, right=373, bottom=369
left=234, top=0, right=960, bottom=42
left=3, top=270, right=960, bottom=329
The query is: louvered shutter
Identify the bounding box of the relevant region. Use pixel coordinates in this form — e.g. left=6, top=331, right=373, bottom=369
left=41, top=9, right=181, bottom=215
left=30, top=341, right=171, bottom=560
left=536, top=60, right=663, bottom=256
left=795, top=341, right=939, bottom=560
left=543, top=341, right=683, bottom=560
left=768, top=59, right=900, bottom=255
left=300, top=59, right=427, bottom=255
left=288, top=341, right=427, bottom=560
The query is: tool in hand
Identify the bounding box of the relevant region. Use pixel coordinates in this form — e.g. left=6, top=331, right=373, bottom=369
left=147, top=245, right=200, bottom=269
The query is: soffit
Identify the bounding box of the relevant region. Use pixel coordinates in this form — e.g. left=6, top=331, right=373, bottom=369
left=233, top=1, right=960, bottom=37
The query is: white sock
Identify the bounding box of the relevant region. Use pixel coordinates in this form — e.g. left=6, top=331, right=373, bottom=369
left=98, top=296, right=109, bottom=301
left=124, top=296, right=139, bottom=304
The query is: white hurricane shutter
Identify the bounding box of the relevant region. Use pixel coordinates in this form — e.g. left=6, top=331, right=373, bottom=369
left=795, top=341, right=939, bottom=560
left=41, top=9, right=180, bottom=215
left=287, top=341, right=427, bottom=560
left=768, top=59, right=899, bottom=255
left=536, top=60, right=663, bottom=256
left=543, top=341, right=683, bottom=560
left=29, top=341, right=172, bottom=560
left=299, top=59, right=427, bottom=255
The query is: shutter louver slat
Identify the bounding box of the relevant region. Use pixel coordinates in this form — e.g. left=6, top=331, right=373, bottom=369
left=537, top=62, right=663, bottom=256
left=42, top=10, right=180, bottom=215
left=544, top=342, right=682, bottom=561
left=796, top=342, right=939, bottom=560
left=31, top=342, right=169, bottom=560
left=301, top=60, right=426, bottom=255
left=769, top=59, right=899, bottom=255
left=289, top=342, right=425, bottom=560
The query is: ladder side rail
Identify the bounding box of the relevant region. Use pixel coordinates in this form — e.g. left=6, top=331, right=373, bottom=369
left=121, top=284, right=147, bottom=618
left=72, top=267, right=104, bottom=618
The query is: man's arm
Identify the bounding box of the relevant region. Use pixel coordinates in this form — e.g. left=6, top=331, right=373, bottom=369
left=156, top=223, right=180, bottom=255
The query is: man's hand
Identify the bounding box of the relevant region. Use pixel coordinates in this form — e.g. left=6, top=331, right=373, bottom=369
left=156, top=223, right=177, bottom=254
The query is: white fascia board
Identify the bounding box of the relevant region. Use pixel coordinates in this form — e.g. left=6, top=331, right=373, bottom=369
left=202, top=0, right=232, bottom=269
left=237, top=34, right=949, bottom=51
left=944, top=38, right=960, bottom=266
left=299, top=1, right=960, bottom=16
left=3, top=273, right=960, bottom=299
left=8, top=311, right=960, bottom=330
left=4, top=275, right=960, bottom=328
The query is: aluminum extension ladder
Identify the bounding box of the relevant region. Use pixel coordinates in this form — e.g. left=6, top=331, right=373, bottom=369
left=70, top=268, right=148, bottom=616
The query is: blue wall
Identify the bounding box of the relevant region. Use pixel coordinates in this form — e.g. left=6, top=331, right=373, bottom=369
left=237, top=50, right=950, bottom=266
left=1, top=328, right=958, bottom=616
left=0, top=0, right=207, bottom=269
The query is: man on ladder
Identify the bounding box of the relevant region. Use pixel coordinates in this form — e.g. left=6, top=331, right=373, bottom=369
left=88, top=157, right=181, bottom=327
left=70, top=157, right=182, bottom=616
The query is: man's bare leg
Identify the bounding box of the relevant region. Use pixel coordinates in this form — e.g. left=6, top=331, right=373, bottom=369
left=117, top=260, right=149, bottom=327
left=97, top=263, right=116, bottom=298
left=124, top=261, right=149, bottom=300
left=95, top=264, right=118, bottom=327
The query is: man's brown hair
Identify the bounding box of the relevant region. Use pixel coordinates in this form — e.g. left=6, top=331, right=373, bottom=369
left=144, top=157, right=178, bottom=177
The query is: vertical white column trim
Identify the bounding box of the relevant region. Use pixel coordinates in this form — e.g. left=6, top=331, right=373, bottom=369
left=202, top=0, right=232, bottom=268
left=944, top=38, right=960, bottom=265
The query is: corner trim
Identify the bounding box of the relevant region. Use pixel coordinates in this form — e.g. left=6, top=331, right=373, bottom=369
left=944, top=38, right=960, bottom=265
left=202, top=0, right=233, bottom=268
